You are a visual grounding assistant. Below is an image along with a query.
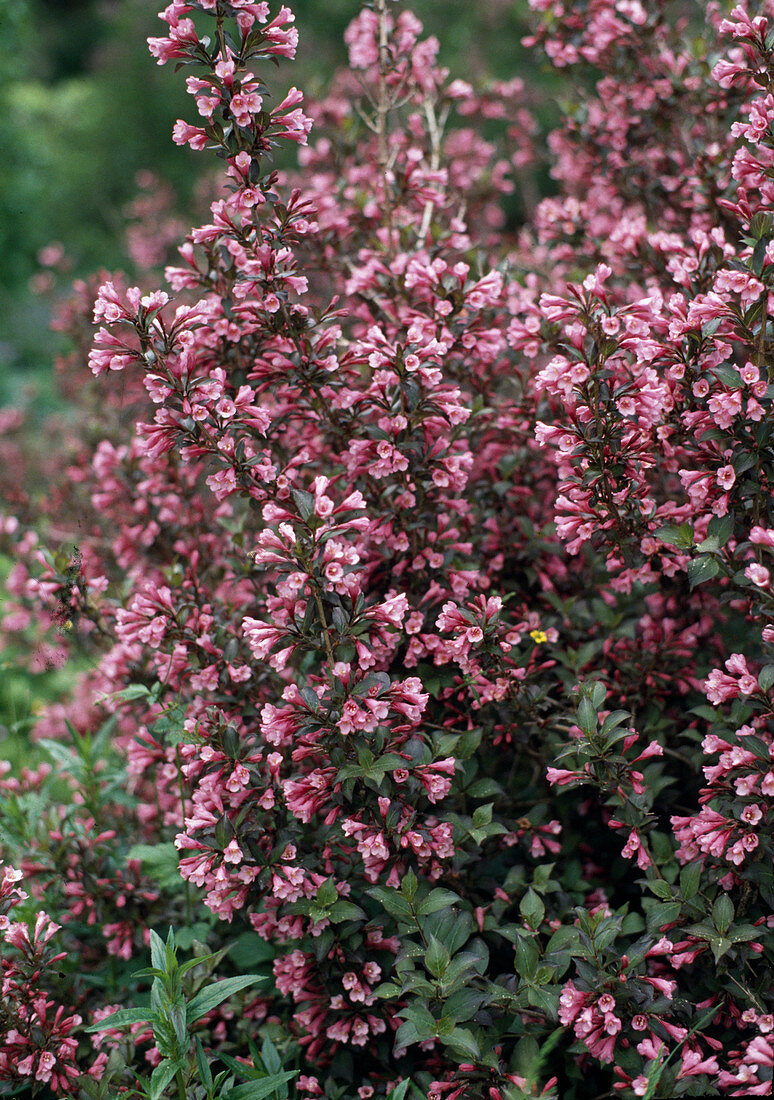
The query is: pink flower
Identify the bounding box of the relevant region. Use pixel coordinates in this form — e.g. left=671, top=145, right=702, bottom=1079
left=750, top=526, right=774, bottom=546
left=677, top=1049, right=719, bottom=1079
left=704, top=668, right=740, bottom=704
left=746, top=563, right=770, bottom=587
left=546, top=767, right=579, bottom=786
left=741, top=804, right=763, bottom=825
left=230, top=90, right=263, bottom=127
left=172, top=120, right=209, bottom=150
left=558, top=981, right=589, bottom=1025
left=716, top=465, right=736, bottom=490
left=640, top=976, right=676, bottom=999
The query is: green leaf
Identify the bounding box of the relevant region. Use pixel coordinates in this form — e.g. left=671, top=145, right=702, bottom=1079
left=150, top=1059, right=181, bottom=1100
left=710, top=935, right=733, bottom=962
left=680, top=862, right=702, bottom=901
left=394, top=1019, right=421, bottom=1053
left=175, top=923, right=213, bottom=952
left=425, top=935, right=451, bottom=979
left=400, top=1003, right=436, bottom=1036
left=229, top=933, right=276, bottom=970
left=526, top=984, right=559, bottom=1018
left=646, top=901, right=682, bottom=932
left=749, top=212, right=773, bottom=238
left=368, top=886, right=413, bottom=920
left=687, top=555, right=720, bottom=589
left=641, top=1003, right=719, bottom=1100
left=442, top=1027, right=480, bottom=1059
left=187, top=975, right=269, bottom=1025
left=128, top=843, right=181, bottom=889
left=336, top=763, right=365, bottom=781
left=752, top=236, right=768, bottom=276
left=729, top=924, right=761, bottom=944
left=216, top=1052, right=257, bottom=1078
left=713, top=893, right=734, bottom=935
left=655, top=522, right=694, bottom=549
left=436, top=1016, right=454, bottom=1038
left=577, top=695, right=598, bottom=736
left=598, top=710, right=631, bottom=736
left=442, top=989, right=487, bottom=1022
left=85, top=1007, right=153, bottom=1033
left=401, top=869, right=418, bottom=901
left=374, top=982, right=401, bottom=999
left=620, top=910, right=642, bottom=937
left=706, top=513, right=734, bottom=546
left=647, top=880, right=673, bottom=901
left=316, top=878, right=338, bottom=907
left=533, top=864, right=556, bottom=887
left=387, top=1082, right=411, bottom=1100
left=520, top=888, right=545, bottom=930
left=466, top=778, right=502, bottom=797
left=261, top=1037, right=282, bottom=1075
left=290, top=488, right=315, bottom=521
left=455, top=727, right=483, bottom=758
left=759, top=665, right=774, bottom=693
left=195, top=1037, right=214, bottom=1091
left=150, top=929, right=167, bottom=973
left=170, top=1001, right=187, bottom=1048
left=710, top=363, right=744, bottom=389
left=327, top=900, right=366, bottom=923
left=686, top=920, right=719, bottom=942
left=515, top=936, right=539, bottom=980
left=472, top=803, right=493, bottom=827
left=103, top=684, right=153, bottom=703
left=655, top=524, right=681, bottom=546
left=225, top=1072, right=299, bottom=1100
left=417, top=888, right=461, bottom=916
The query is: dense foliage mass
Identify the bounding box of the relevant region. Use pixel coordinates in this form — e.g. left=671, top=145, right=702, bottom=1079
left=6, top=0, right=774, bottom=1096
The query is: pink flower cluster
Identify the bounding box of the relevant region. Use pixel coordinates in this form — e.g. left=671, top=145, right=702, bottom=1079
left=0, top=866, right=81, bottom=1093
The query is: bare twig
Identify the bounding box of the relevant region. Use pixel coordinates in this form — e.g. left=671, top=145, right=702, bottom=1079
left=374, top=0, right=395, bottom=244
left=418, top=99, right=449, bottom=243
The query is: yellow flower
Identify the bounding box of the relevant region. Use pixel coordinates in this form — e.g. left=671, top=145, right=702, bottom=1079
left=530, top=629, right=548, bottom=644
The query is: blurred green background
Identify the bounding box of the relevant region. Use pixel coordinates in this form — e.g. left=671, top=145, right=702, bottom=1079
left=0, top=0, right=550, bottom=408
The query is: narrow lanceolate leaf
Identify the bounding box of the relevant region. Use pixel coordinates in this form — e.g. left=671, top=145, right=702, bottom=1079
left=641, top=1004, right=718, bottom=1100
left=150, top=1059, right=182, bottom=1100
left=195, top=1037, right=214, bottom=1090
left=224, top=1072, right=300, bottom=1099
left=187, top=974, right=270, bottom=1024
left=85, top=1007, right=154, bottom=1032
left=576, top=696, right=597, bottom=735
left=149, top=928, right=168, bottom=973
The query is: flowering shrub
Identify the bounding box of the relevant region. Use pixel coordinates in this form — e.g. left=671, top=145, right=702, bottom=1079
left=9, top=0, right=774, bottom=1096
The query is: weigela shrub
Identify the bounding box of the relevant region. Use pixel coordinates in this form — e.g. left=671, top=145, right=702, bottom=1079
left=8, top=0, right=774, bottom=1097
